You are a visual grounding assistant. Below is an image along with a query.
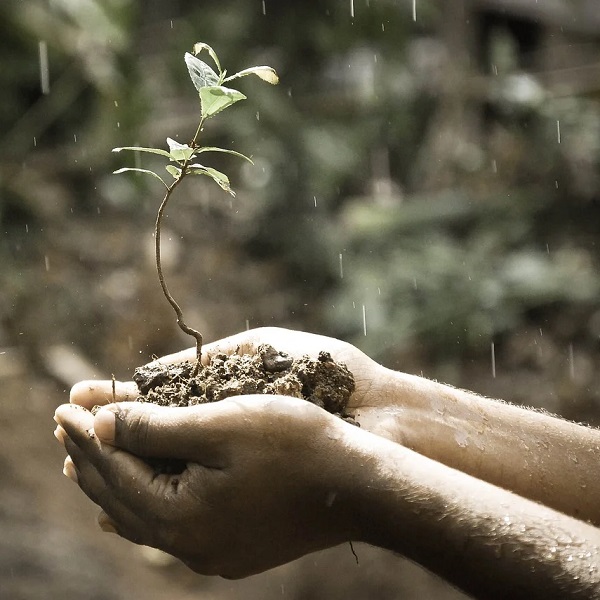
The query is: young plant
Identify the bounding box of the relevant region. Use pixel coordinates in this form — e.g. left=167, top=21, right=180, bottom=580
left=112, top=42, right=278, bottom=371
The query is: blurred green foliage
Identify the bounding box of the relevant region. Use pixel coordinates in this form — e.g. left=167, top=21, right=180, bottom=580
left=2, top=0, right=600, bottom=377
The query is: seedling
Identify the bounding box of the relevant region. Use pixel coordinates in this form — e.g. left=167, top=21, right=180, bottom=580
left=113, top=42, right=278, bottom=371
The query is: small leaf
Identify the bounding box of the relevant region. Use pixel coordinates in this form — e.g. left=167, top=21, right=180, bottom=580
left=112, top=146, right=171, bottom=158
left=166, top=138, right=196, bottom=162
left=196, top=146, right=253, bottom=164
left=192, top=42, right=222, bottom=74
left=200, top=86, right=246, bottom=118
left=165, top=164, right=182, bottom=179
left=188, top=163, right=236, bottom=196
left=113, top=167, right=167, bottom=188
left=224, top=66, right=279, bottom=85
left=185, top=52, right=219, bottom=92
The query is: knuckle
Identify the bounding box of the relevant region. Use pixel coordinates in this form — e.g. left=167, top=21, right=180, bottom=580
left=121, top=408, right=155, bottom=455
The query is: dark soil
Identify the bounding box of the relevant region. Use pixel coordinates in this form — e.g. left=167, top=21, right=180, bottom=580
left=132, top=344, right=356, bottom=472
left=134, top=344, right=355, bottom=414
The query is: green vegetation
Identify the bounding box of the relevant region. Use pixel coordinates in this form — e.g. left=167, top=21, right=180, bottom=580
left=112, top=42, right=278, bottom=364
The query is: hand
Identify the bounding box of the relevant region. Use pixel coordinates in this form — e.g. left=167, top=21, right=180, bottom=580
left=54, top=395, right=363, bottom=578
left=69, top=327, right=400, bottom=438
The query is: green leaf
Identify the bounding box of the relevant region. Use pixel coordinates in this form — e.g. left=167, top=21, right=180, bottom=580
left=112, top=146, right=171, bottom=159
left=113, top=168, right=167, bottom=188
left=200, top=86, right=246, bottom=118
left=224, top=66, right=279, bottom=85
left=188, top=163, right=235, bottom=196
left=185, top=52, right=219, bottom=92
left=166, top=138, right=196, bottom=162
left=196, top=146, right=253, bottom=164
left=165, top=164, right=182, bottom=179
left=192, top=42, right=222, bottom=75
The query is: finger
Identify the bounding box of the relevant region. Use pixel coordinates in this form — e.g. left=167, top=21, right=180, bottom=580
left=98, top=510, right=119, bottom=534
left=56, top=404, right=155, bottom=497
left=63, top=433, right=148, bottom=544
left=63, top=455, right=78, bottom=483
left=92, top=401, right=233, bottom=466
left=54, top=424, right=68, bottom=446
left=70, top=380, right=139, bottom=409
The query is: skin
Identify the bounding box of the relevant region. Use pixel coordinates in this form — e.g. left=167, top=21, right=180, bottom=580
left=54, top=327, right=600, bottom=598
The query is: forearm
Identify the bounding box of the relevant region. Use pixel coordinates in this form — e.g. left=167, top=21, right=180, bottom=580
left=357, top=368, right=600, bottom=524
left=346, top=430, right=600, bottom=599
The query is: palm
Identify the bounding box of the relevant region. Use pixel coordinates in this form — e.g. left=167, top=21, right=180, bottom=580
left=72, top=327, right=402, bottom=442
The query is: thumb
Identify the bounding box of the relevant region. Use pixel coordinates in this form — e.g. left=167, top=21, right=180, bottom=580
left=94, top=402, right=228, bottom=463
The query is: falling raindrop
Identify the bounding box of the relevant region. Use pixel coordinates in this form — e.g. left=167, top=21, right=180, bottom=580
left=256, top=111, right=260, bottom=121
left=350, top=0, right=354, bottom=19
left=412, top=0, right=417, bottom=21
left=491, top=342, right=496, bottom=378
left=568, top=343, right=575, bottom=379
left=262, top=0, right=266, bottom=15
left=170, top=20, right=174, bottom=29
left=362, top=305, right=367, bottom=336
left=491, top=159, right=497, bottom=173
left=556, top=120, right=561, bottom=144
left=33, top=137, right=37, bottom=147
left=39, top=40, right=50, bottom=95
left=245, top=319, right=250, bottom=331
left=44, top=255, right=50, bottom=272
left=313, top=195, right=317, bottom=207
left=73, top=133, right=77, bottom=143
left=339, top=253, right=344, bottom=279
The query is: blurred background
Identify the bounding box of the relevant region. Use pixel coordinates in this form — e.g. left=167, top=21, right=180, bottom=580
left=2, top=0, right=600, bottom=598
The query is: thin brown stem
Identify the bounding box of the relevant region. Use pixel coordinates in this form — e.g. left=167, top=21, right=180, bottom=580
left=154, top=119, right=207, bottom=374
left=155, top=174, right=203, bottom=372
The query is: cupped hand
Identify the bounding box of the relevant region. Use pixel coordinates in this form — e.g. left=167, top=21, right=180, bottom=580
left=70, top=327, right=397, bottom=421
left=54, top=396, right=365, bottom=578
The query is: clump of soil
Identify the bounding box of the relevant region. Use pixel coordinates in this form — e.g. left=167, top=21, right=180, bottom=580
left=133, top=344, right=355, bottom=416
left=132, top=344, right=355, bottom=474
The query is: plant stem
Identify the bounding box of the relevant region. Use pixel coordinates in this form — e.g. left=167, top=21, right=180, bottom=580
left=155, top=181, right=203, bottom=371
left=154, top=118, right=207, bottom=373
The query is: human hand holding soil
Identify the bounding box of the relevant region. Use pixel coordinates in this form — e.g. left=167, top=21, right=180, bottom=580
left=55, top=327, right=600, bottom=596
left=68, top=327, right=395, bottom=431
left=54, top=394, right=366, bottom=578
left=54, top=374, right=600, bottom=598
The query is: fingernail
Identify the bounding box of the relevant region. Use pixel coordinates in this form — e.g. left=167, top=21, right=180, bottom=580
left=63, top=457, right=78, bottom=483
left=94, top=408, right=116, bottom=443
left=54, top=425, right=68, bottom=445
